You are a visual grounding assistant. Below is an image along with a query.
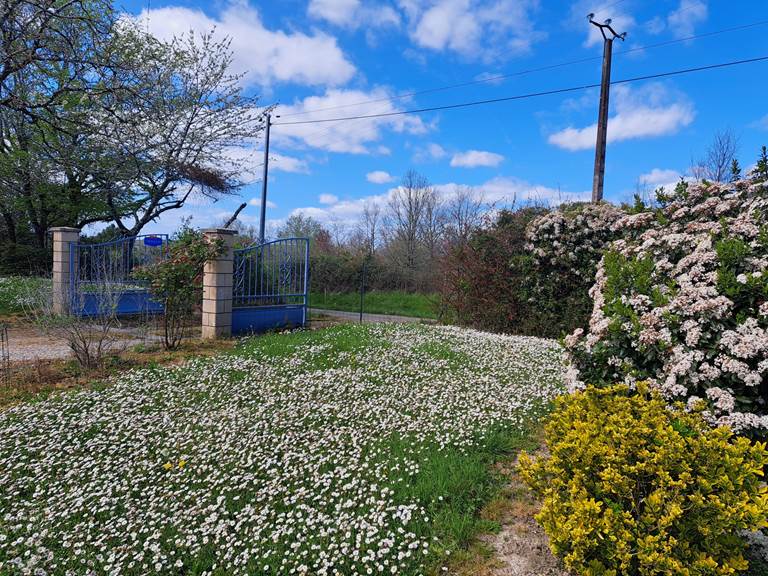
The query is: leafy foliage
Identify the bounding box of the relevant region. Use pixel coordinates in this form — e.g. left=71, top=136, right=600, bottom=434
left=136, top=229, right=222, bottom=350
left=566, top=166, right=768, bottom=434
left=520, top=384, right=768, bottom=576
left=440, top=203, right=623, bottom=338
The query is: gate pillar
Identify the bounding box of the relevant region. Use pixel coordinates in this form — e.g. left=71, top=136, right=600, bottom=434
left=51, top=227, right=80, bottom=314
left=201, top=228, right=238, bottom=339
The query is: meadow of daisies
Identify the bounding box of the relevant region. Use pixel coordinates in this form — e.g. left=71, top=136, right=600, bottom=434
left=0, top=323, right=563, bottom=575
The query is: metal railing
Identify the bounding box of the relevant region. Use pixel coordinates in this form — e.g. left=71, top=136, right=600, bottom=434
left=233, top=237, right=309, bottom=308
left=69, top=234, right=168, bottom=315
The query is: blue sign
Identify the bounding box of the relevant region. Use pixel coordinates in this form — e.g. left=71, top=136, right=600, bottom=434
left=143, top=236, right=163, bottom=247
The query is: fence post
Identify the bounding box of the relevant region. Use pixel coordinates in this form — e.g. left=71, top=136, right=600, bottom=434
left=201, top=228, right=237, bottom=339
left=51, top=227, right=80, bottom=314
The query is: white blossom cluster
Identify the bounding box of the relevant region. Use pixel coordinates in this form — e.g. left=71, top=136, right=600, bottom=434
left=525, top=202, right=625, bottom=274
left=0, top=324, right=564, bottom=575
left=566, top=178, right=768, bottom=433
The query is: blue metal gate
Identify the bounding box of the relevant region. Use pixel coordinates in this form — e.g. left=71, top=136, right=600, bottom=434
left=231, top=237, right=310, bottom=334
left=69, top=235, right=168, bottom=316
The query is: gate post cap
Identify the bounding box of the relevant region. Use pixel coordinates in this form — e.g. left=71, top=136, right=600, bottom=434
left=50, top=227, right=81, bottom=233
left=202, top=228, right=238, bottom=235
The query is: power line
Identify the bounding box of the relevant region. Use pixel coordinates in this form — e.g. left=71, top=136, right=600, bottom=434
left=276, top=18, right=768, bottom=120
left=273, top=55, right=768, bottom=126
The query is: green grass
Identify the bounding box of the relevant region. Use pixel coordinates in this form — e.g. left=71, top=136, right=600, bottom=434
left=237, top=325, right=550, bottom=560
left=0, top=276, right=48, bottom=315
left=236, top=325, right=544, bottom=571
left=0, top=323, right=563, bottom=574
left=311, top=290, right=439, bottom=319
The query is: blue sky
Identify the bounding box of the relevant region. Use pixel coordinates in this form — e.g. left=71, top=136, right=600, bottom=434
left=121, top=0, right=768, bottom=234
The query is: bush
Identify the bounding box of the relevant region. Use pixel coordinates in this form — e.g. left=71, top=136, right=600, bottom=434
left=520, top=385, right=768, bottom=576
left=136, top=229, right=222, bottom=350
left=439, top=207, right=548, bottom=334
left=440, top=203, right=623, bottom=338
left=566, top=173, right=768, bottom=434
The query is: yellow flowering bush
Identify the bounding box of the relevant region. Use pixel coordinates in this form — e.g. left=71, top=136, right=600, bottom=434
left=519, top=385, right=768, bottom=576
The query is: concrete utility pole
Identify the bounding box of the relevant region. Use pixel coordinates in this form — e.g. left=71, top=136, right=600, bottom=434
left=588, top=14, right=626, bottom=203
left=259, top=113, right=272, bottom=244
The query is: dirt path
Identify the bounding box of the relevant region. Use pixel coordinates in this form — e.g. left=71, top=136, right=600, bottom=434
left=453, top=457, right=570, bottom=576
left=479, top=470, right=570, bottom=576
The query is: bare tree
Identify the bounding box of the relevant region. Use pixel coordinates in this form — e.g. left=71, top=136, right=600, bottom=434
left=0, top=0, right=114, bottom=113
left=0, top=23, right=267, bottom=246
left=387, top=170, right=433, bottom=272
left=691, top=129, right=739, bottom=183
left=420, top=188, right=445, bottom=260
left=357, top=201, right=381, bottom=255
left=97, top=30, right=267, bottom=237
left=444, top=186, right=487, bottom=248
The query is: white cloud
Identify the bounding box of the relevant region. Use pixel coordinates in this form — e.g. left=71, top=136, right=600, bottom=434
left=450, top=149, right=504, bottom=168
left=366, top=170, right=395, bottom=184
left=548, top=83, right=695, bottom=151
left=288, top=175, right=587, bottom=227
left=137, top=3, right=356, bottom=88
left=477, top=177, right=589, bottom=205
left=248, top=198, right=278, bottom=208
left=645, top=16, right=666, bottom=35
left=751, top=114, right=768, bottom=131
left=270, top=154, right=310, bottom=174
left=222, top=147, right=308, bottom=183
left=412, top=142, right=448, bottom=162
left=638, top=168, right=688, bottom=193
left=667, top=0, right=707, bottom=38
left=274, top=88, right=429, bottom=154
left=401, top=0, right=544, bottom=61
left=308, top=0, right=360, bottom=24
left=474, top=71, right=506, bottom=86
left=319, top=193, right=339, bottom=204
left=290, top=192, right=390, bottom=226
left=639, top=168, right=681, bottom=186
left=308, top=0, right=400, bottom=29
left=644, top=0, right=707, bottom=38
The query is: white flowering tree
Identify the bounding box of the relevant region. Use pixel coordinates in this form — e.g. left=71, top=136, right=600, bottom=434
left=566, top=161, right=768, bottom=434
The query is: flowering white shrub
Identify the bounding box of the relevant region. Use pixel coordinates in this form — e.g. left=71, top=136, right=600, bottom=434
left=0, top=324, right=563, bottom=575
left=525, top=202, right=625, bottom=275
left=566, top=177, right=768, bottom=433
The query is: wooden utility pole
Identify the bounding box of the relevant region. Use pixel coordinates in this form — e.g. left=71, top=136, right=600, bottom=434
left=259, top=113, right=272, bottom=243
left=589, top=14, right=626, bottom=203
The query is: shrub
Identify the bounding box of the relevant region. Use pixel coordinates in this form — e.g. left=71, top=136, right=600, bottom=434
left=566, top=173, right=768, bottom=434
left=0, top=241, right=50, bottom=275
left=525, top=201, right=624, bottom=276
left=520, top=384, right=768, bottom=576
left=136, top=228, right=222, bottom=350
left=440, top=203, right=624, bottom=338
left=439, top=208, right=549, bottom=335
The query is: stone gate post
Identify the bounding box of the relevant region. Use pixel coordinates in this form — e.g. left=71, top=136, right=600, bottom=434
left=51, top=227, right=80, bottom=314
left=201, top=228, right=237, bottom=339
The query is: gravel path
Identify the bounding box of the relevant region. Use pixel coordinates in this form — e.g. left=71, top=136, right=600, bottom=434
left=5, top=325, right=165, bottom=362
left=6, top=309, right=424, bottom=361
